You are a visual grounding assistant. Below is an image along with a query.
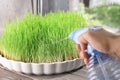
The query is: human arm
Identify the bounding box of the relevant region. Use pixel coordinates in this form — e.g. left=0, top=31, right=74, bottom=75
left=77, top=28, right=120, bottom=64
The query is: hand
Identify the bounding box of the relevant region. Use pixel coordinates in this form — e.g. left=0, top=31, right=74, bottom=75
left=76, top=28, right=120, bottom=64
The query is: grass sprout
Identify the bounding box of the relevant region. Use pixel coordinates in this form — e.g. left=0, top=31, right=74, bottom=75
left=0, top=12, right=86, bottom=63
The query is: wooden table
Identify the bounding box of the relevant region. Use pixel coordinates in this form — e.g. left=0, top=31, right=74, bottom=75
left=0, top=64, right=86, bottom=80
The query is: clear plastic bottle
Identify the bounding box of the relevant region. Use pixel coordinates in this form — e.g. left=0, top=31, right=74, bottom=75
left=87, top=49, right=120, bottom=80
left=69, top=27, right=120, bottom=80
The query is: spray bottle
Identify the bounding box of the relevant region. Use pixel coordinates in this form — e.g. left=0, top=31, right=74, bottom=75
left=69, top=26, right=120, bottom=80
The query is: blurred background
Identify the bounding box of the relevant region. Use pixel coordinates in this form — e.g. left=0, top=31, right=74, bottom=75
left=0, top=0, right=120, bottom=33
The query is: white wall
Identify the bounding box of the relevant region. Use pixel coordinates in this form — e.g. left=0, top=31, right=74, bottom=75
left=0, top=0, right=32, bottom=33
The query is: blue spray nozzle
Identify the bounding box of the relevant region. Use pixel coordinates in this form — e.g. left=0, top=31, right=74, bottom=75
left=69, top=26, right=102, bottom=44
left=69, top=28, right=89, bottom=44
left=69, top=26, right=102, bottom=56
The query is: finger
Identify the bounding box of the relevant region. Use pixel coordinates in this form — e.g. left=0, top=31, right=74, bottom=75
left=80, top=51, right=84, bottom=59
left=76, top=44, right=81, bottom=51
left=80, top=42, right=89, bottom=64
left=80, top=51, right=89, bottom=64
left=84, top=58, right=89, bottom=64
left=81, top=52, right=89, bottom=64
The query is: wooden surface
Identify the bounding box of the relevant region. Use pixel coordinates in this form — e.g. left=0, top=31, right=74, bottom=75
left=0, top=64, right=86, bottom=80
